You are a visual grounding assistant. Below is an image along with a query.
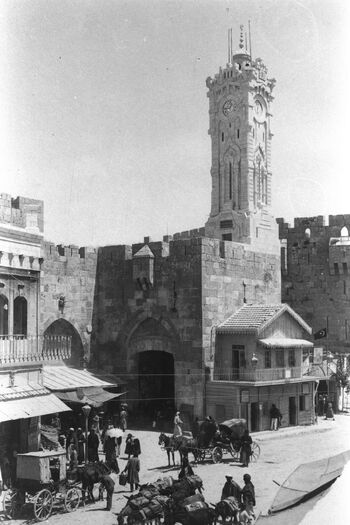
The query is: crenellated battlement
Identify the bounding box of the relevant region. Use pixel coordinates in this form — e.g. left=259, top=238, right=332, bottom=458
left=43, top=241, right=97, bottom=262
left=0, top=193, right=44, bottom=234
left=277, top=214, right=350, bottom=238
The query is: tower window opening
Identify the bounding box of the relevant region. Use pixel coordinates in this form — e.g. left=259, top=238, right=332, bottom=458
left=222, top=132, right=224, bottom=142
left=305, top=228, right=311, bottom=239
left=252, top=129, right=254, bottom=138
left=237, top=129, right=240, bottom=139
left=341, top=226, right=349, bottom=237
left=229, top=162, right=232, bottom=200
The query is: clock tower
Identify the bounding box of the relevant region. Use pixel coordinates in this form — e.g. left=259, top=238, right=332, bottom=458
left=204, top=26, right=279, bottom=253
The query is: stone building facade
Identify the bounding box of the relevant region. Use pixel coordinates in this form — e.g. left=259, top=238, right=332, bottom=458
left=40, top=242, right=97, bottom=367
left=278, top=215, right=350, bottom=399
left=90, top=233, right=280, bottom=423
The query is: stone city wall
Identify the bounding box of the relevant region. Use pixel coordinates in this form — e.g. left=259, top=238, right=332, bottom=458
left=278, top=215, right=350, bottom=354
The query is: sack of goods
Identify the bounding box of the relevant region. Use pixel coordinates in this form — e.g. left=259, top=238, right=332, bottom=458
left=119, top=472, right=127, bottom=486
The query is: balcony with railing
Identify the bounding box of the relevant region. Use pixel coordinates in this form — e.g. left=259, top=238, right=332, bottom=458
left=213, top=366, right=302, bottom=382
left=0, top=335, right=72, bottom=364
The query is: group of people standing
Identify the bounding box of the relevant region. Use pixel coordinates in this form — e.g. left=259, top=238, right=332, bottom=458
left=221, top=473, right=256, bottom=524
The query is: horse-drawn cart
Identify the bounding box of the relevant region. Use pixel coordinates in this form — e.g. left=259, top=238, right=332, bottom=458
left=189, top=418, right=260, bottom=464
left=3, top=450, right=80, bottom=521
left=217, top=418, right=261, bottom=463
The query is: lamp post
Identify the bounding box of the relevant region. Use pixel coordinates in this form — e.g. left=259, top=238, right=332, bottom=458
left=82, top=404, right=91, bottom=464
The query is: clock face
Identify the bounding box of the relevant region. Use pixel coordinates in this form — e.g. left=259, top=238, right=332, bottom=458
left=222, top=98, right=236, bottom=117
left=254, top=99, right=266, bottom=122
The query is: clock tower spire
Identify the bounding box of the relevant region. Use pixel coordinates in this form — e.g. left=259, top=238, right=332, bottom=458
left=204, top=26, right=279, bottom=253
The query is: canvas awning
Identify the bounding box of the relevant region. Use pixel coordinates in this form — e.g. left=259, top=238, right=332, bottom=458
left=0, top=393, right=71, bottom=423
left=43, top=365, right=115, bottom=391
left=55, top=388, right=125, bottom=408
left=258, top=338, right=313, bottom=349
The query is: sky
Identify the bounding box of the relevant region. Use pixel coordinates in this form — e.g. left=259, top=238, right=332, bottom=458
left=0, top=0, right=349, bottom=247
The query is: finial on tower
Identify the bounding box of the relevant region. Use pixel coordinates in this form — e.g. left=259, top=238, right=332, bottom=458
left=239, top=24, right=244, bottom=50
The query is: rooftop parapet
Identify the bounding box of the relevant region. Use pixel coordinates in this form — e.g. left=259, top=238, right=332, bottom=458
left=0, top=194, right=44, bottom=234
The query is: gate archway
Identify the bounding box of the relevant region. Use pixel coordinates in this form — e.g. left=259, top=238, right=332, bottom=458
left=137, top=350, right=175, bottom=419
left=127, top=317, right=177, bottom=420
left=44, top=319, right=84, bottom=367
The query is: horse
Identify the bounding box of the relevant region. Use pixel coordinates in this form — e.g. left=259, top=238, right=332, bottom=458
left=172, top=435, right=199, bottom=463
left=158, top=433, right=176, bottom=466
left=76, top=461, right=111, bottom=503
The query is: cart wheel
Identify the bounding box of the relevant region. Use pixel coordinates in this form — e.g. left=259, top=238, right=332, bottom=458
left=250, top=442, right=261, bottom=462
left=3, top=490, right=22, bottom=519
left=64, top=487, right=80, bottom=512
left=211, top=446, right=223, bottom=464
left=33, top=489, right=53, bottom=521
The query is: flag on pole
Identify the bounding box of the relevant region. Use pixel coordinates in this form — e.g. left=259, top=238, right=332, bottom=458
left=314, top=328, right=327, bottom=340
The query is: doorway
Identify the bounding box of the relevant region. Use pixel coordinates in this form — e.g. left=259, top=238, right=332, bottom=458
left=138, top=350, right=175, bottom=421
left=251, top=402, right=259, bottom=431
left=289, top=396, right=297, bottom=425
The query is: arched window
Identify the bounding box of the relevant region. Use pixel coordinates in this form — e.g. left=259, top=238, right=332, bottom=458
left=14, top=296, right=27, bottom=336
left=0, top=295, right=8, bottom=335
left=305, top=228, right=311, bottom=239
left=341, top=226, right=349, bottom=237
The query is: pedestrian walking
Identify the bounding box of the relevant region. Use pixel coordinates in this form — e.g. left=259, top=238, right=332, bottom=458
left=220, top=475, right=241, bottom=501
left=87, top=427, right=100, bottom=462
left=66, top=428, right=78, bottom=461
left=173, top=411, right=183, bottom=437
left=92, top=415, right=101, bottom=438
left=325, top=402, right=335, bottom=420
left=191, top=417, right=200, bottom=439
left=178, top=456, right=194, bottom=479
left=269, top=404, right=280, bottom=431
left=104, top=427, right=120, bottom=473
left=100, top=473, right=115, bottom=510
left=76, top=428, right=85, bottom=464
left=318, top=394, right=325, bottom=417
left=240, top=429, right=252, bottom=467
left=240, top=473, right=256, bottom=524
left=124, top=434, right=141, bottom=458
left=123, top=453, right=140, bottom=492
left=120, top=407, right=128, bottom=432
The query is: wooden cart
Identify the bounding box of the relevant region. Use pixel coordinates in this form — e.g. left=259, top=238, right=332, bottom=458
left=3, top=450, right=80, bottom=521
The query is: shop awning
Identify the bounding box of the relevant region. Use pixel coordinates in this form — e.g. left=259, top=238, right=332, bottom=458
left=0, top=393, right=71, bottom=423
left=55, top=388, right=125, bottom=408
left=43, top=365, right=115, bottom=391
left=258, top=338, right=314, bottom=349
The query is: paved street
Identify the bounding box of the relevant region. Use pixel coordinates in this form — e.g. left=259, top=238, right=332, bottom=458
left=4, top=415, right=350, bottom=524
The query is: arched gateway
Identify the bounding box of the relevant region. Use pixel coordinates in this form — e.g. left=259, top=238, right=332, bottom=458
left=128, top=318, right=176, bottom=421
left=44, top=319, right=84, bottom=367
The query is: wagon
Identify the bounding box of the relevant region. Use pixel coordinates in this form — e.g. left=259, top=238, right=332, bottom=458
left=187, top=418, right=260, bottom=464
left=217, top=418, right=261, bottom=462
left=3, top=450, right=80, bottom=521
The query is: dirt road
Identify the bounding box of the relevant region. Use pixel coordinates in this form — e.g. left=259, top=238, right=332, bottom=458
left=5, top=415, right=350, bottom=524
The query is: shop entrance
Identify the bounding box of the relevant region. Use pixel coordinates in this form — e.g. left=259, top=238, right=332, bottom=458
left=251, top=402, right=259, bottom=431
left=137, top=351, right=175, bottom=422
left=289, top=396, right=297, bottom=425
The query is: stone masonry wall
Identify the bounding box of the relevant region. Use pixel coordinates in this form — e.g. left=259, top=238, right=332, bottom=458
left=40, top=242, right=97, bottom=362
left=201, top=237, right=281, bottom=368
left=278, top=214, right=350, bottom=354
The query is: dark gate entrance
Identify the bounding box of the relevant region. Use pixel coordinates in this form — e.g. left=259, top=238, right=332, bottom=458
left=138, top=351, right=175, bottom=422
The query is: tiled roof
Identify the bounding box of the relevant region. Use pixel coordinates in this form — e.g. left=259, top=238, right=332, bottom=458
left=217, top=304, right=312, bottom=334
